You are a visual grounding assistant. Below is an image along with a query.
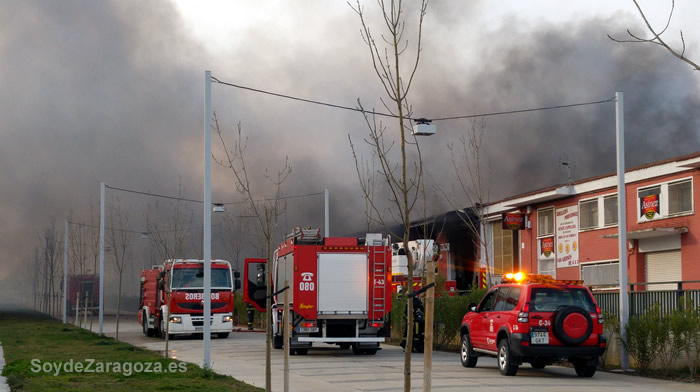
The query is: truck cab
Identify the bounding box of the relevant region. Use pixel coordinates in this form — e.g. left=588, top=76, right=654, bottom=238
left=139, top=259, right=240, bottom=339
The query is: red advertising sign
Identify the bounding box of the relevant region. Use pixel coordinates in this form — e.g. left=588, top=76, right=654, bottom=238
left=502, top=213, right=525, bottom=230
left=540, top=237, right=554, bottom=258
left=640, top=194, right=660, bottom=220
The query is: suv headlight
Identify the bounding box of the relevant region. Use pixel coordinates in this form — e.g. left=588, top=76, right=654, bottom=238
left=223, top=315, right=233, bottom=323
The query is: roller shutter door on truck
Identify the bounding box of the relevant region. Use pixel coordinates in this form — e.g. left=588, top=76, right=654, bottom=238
left=317, top=253, right=368, bottom=316
left=646, top=250, right=682, bottom=291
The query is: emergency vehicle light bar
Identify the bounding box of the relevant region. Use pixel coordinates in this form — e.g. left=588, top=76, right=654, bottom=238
left=322, top=246, right=366, bottom=251
left=501, top=272, right=583, bottom=285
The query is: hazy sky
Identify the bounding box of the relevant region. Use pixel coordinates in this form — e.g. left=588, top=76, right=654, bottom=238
left=1, top=1, right=699, bottom=297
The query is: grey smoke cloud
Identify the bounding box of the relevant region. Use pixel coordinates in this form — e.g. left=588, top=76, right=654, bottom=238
left=0, top=1, right=698, bottom=306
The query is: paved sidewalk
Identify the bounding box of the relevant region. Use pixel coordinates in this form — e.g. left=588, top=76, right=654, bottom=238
left=0, top=342, right=9, bottom=392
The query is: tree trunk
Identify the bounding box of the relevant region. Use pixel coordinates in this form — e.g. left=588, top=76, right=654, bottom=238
left=116, top=274, right=122, bottom=341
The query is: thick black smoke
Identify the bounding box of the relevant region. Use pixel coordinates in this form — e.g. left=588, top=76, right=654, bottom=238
left=1, top=1, right=698, bottom=308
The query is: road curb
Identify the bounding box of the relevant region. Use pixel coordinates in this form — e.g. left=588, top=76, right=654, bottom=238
left=0, top=341, right=10, bottom=392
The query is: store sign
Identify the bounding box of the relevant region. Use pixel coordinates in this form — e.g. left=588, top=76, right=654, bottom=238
left=539, top=236, right=554, bottom=259
left=502, top=213, right=525, bottom=230
left=556, top=206, right=579, bottom=268
left=639, top=194, right=662, bottom=221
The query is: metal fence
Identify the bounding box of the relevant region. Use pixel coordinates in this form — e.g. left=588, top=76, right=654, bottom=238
left=593, top=282, right=700, bottom=318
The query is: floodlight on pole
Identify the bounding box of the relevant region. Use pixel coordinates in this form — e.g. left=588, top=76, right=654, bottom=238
left=99, top=181, right=105, bottom=336
left=63, top=218, right=68, bottom=324
left=615, top=91, right=629, bottom=369
left=203, top=70, right=213, bottom=369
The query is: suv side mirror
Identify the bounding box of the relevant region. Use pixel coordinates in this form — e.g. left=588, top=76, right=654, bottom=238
left=468, top=302, right=477, bottom=312
left=234, top=279, right=241, bottom=291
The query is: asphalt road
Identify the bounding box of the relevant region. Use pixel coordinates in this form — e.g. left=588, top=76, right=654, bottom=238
left=97, top=316, right=698, bottom=392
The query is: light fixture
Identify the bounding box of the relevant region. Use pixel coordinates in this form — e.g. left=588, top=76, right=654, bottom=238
left=212, top=203, right=225, bottom=213
left=412, top=118, right=436, bottom=136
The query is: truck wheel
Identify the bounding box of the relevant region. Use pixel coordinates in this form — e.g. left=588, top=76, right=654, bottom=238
left=352, top=344, right=363, bottom=355
left=530, top=359, right=547, bottom=369
left=142, top=312, right=149, bottom=336
left=460, top=334, right=478, bottom=368
left=497, top=339, right=519, bottom=376
left=273, top=334, right=283, bottom=349
left=573, top=359, right=597, bottom=377
left=217, top=333, right=230, bottom=339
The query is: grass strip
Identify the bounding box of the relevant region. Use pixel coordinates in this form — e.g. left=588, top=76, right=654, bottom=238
left=0, top=310, right=262, bottom=391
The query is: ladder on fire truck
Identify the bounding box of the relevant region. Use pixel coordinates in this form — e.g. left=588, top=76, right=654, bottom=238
left=370, top=239, right=386, bottom=321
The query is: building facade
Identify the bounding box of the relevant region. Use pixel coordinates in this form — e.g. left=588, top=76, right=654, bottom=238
left=481, top=152, right=700, bottom=290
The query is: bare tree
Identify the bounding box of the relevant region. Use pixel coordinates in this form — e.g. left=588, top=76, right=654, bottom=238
left=107, top=200, right=135, bottom=341
left=40, top=220, right=62, bottom=315
left=445, top=118, right=494, bottom=288
left=348, top=1, right=428, bottom=390
left=143, top=182, right=194, bottom=356
left=219, top=211, right=253, bottom=273
left=213, top=116, right=290, bottom=392
left=68, top=218, right=92, bottom=278
left=609, top=0, right=699, bottom=71
left=144, top=179, right=193, bottom=262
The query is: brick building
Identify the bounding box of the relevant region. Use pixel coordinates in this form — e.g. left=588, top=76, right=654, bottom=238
left=479, top=152, right=700, bottom=290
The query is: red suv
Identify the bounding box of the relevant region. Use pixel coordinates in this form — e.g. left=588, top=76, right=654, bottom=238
left=459, top=273, right=606, bottom=377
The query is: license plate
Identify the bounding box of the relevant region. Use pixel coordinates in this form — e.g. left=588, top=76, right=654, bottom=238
left=194, top=326, right=203, bottom=331
left=530, top=329, right=549, bottom=345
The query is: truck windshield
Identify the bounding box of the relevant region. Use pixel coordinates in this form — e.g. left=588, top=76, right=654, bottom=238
left=530, top=287, right=596, bottom=312
left=171, top=267, right=232, bottom=290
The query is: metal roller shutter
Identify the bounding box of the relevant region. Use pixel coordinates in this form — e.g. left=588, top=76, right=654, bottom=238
left=646, top=250, right=682, bottom=291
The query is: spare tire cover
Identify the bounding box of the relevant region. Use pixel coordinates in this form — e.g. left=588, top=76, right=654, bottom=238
left=553, top=306, right=593, bottom=346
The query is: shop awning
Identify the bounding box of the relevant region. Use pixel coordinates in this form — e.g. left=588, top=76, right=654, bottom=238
left=601, top=226, right=688, bottom=240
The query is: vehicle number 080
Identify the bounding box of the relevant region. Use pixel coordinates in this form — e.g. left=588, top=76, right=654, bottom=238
left=299, top=282, right=315, bottom=291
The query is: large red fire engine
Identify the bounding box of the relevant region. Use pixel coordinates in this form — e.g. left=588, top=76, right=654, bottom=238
left=138, top=259, right=240, bottom=339
left=244, top=227, right=392, bottom=355
left=391, top=239, right=457, bottom=295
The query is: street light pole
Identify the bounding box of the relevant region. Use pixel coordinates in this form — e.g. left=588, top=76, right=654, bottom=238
left=63, top=218, right=68, bottom=323
left=203, top=70, right=213, bottom=369
left=324, top=188, right=329, bottom=237
left=99, top=181, right=105, bottom=336
left=615, top=91, right=629, bottom=369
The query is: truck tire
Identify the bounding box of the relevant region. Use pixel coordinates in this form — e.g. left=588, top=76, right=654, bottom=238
left=217, top=333, right=230, bottom=339
left=143, top=311, right=155, bottom=337
left=497, top=339, right=519, bottom=376
left=273, top=334, right=283, bottom=349
left=460, top=334, right=478, bottom=368
left=573, top=359, right=597, bottom=377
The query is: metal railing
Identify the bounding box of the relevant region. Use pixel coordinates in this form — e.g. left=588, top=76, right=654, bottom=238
left=592, top=280, right=700, bottom=318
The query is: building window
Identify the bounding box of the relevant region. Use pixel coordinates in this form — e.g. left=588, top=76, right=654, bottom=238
left=492, top=223, right=517, bottom=276
left=537, top=208, right=554, bottom=237
left=668, top=180, right=692, bottom=215
left=581, top=262, right=619, bottom=287
left=603, top=195, right=618, bottom=226
left=638, top=185, right=661, bottom=200
left=579, top=199, right=598, bottom=230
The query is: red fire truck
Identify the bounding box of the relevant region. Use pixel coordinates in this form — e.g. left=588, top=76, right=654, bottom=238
left=138, top=259, right=240, bottom=339
left=244, top=227, right=392, bottom=355
left=67, top=274, right=99, bottom=316
left=391, top=240, right=457, bottom=296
